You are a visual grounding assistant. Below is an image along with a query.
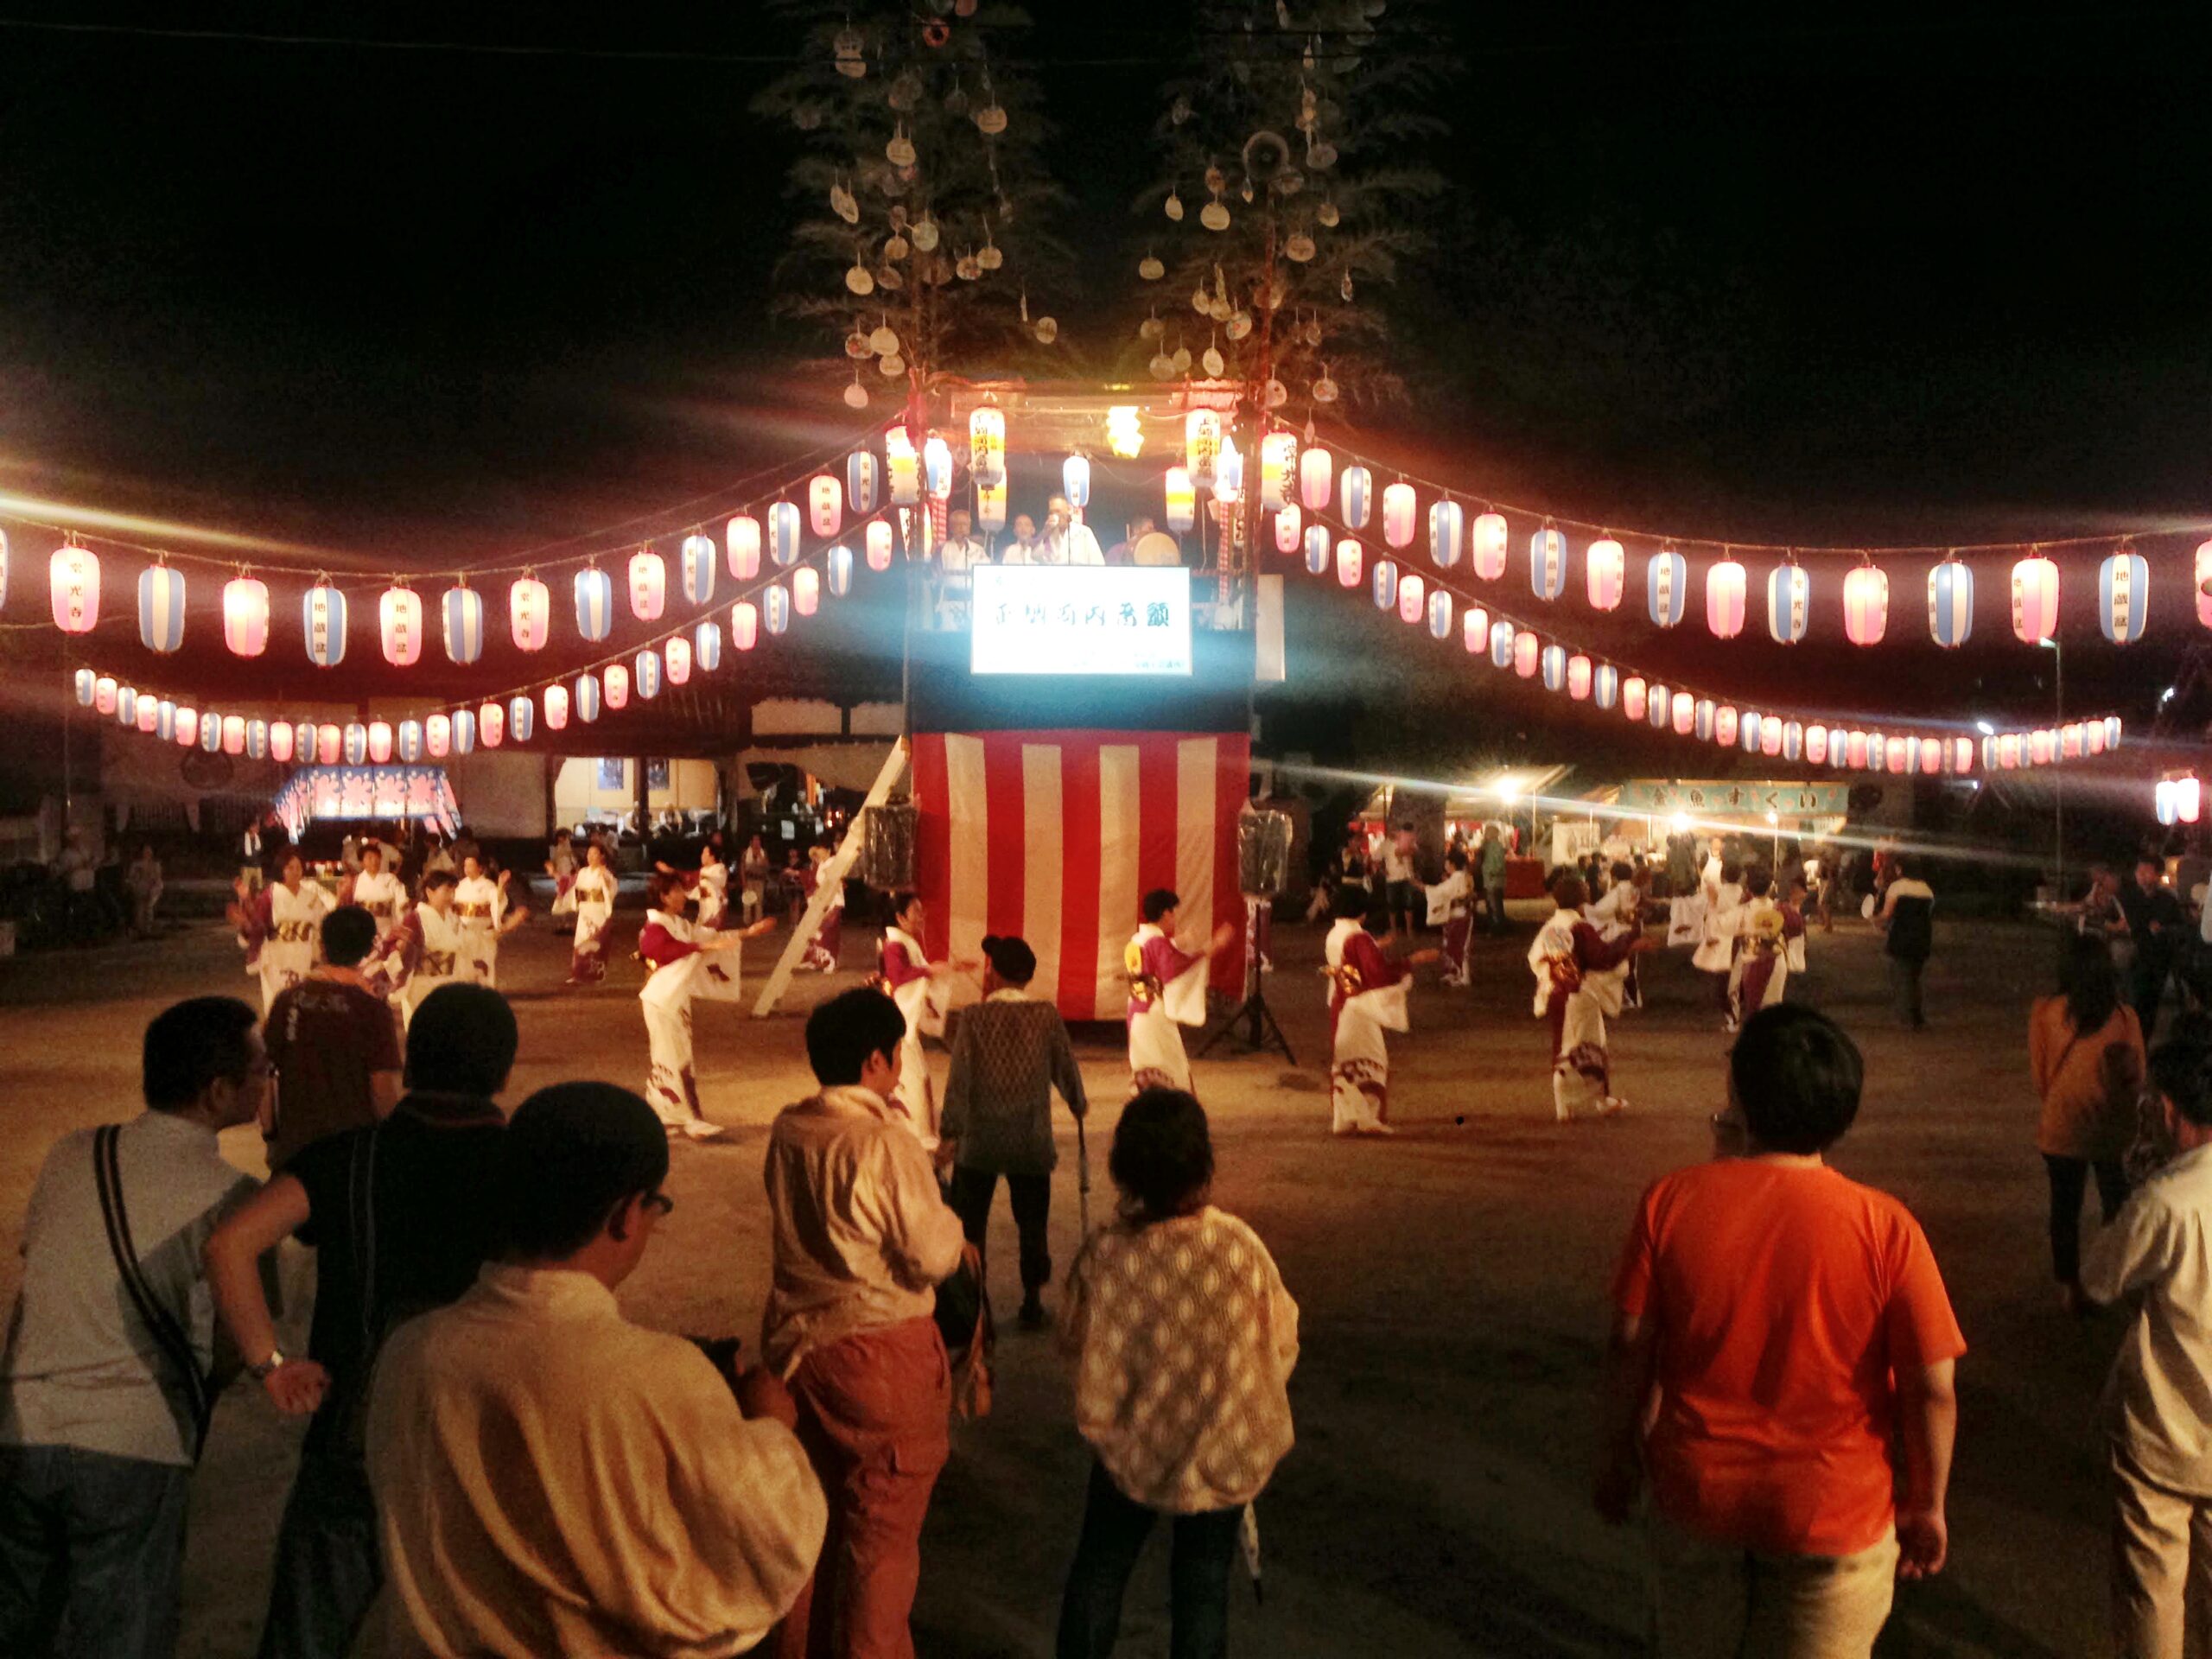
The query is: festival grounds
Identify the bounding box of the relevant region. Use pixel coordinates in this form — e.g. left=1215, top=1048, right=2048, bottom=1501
left=0, top=910, right=2119, bottom=1657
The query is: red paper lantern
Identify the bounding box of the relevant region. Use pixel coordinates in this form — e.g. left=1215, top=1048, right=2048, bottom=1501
left=1846, top=730, right=1869, bottom=770
left=1586, top=537, right=1624, bottom=612
left=1842, top=563, right=1888, bottom=645
left=175, top=707, right=198, bottom=747
left=317, top=722, right=343, bottom=765
left=2012, top=554, right=2059, bottom=644
left=867, top=521, right=894, bottom=571
left=270, top=721, right=296, bottom=763
left=1567, top=653, right=1593, bottom=700
left=480, top=701, right=505, bottom=747
left=605, top=664, right=630, bottom=710
left=793, top=567, right=821, bottom=615
left=629, top=548, right=666, bottom=621
left=1671, top=690, right=1695, bottom=734
left=727, top=515, right=762, bottom=580
left=1298, top=445, right=1333, bottom=512
left=1396, top=572, right=1426, bottom=625
left=1274, top=504, right=1303, bottom=556
left=1461, top=607, right=1488, bottom=652
left=731, top=600, right=760, bottom=651
left=426, top=714, right=451, bottom=758
left=1335, top=538, right=1363, bottom=588
left=1706, top=556, right=1747, bottom=639
left=379, top=585, right=423, bottom=666
left=48, top=544, right=99, bottom=633
left=1623, top=676, right=1649, bottom=722
left=1471, top=512, right=1509, bottom=581
left=221, top=715, right=245, bottom=756
left=543, top=684, right=570, bottom=730
left=1716, top=705, right=1740, bottom=748
left=1512, top=631, right=1540, bottom=677
left=222, top=574, right=270, bottom=657
left=367, top=721, right=393, bottom=764
left=809, top=474, right=843, bottom=537
left=1381, top=481, right=1418, bottom=550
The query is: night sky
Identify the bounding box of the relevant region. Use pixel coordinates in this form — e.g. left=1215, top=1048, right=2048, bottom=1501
left=1, top=2, right=2208, bottom=774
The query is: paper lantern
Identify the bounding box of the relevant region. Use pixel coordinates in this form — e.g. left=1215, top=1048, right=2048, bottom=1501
left=1427, top=499, right=1465, bottom=569
left=168, top=708, right=197, bottom=748
left=677, top=533, right=717, bottom=607
left=138, top=564, right=186, bottom=654
left=217, top=574, right=269, bottom=657
left=93, top=675, right=117, bottom=715
left=543, top=683, right=570, bottom=731
left=117, top=686, right=137, bottom=726
left=1567, top=653, right=1593, bottom=700
left=1767, top=562, right=1809, bottom=645
left=1541, top=644, right=1567, bottom=692
left=342, top=722, right=368, bottom=765
left=793, top=566, right=821, bottom=616
left=0, top=527, right=8, bottom=610
left=848, top=450, right=880, bottom=516
left=726, top=516, right=762, bottom=581
left=1427, top=590, right=1454, bottom=639
left=767, top=501, right=804, bottom=567
left=2181, top=776, right=2203, bottom=824
left=450, top=708, right=475, bottom=755
left=973, top=406, right=1008, bottom=489
left=511, top=693, right=537, bottom=743
left=1886, top=735, right=1908, bottom=772
left=765, top=584, right=791, bottom=635
left=604, top=664, right=629, bottom=711
left=425, top=714, right=450, bottom=759
left=1397, top=573, right=1427, bottom=626
left=1706, top=555, right=1747, bottom=639
left=1918, top=736, right=1942, bottom=775
left=1164, top=467, right=1196, bottom=532
left=826, top=544, right=855, bottom=598
left=1647, top=549, right=1687, bottom=628
left=49, top=545, right=99, bottom=632
left=291, top=718, right=318, bottom=760
left=627, top=548, right=667, bottom=621
left=2012, top=554, right=2059, bottom=644
left=1623, top=675, right=1649, bottom=722
left=2100, top=546, right=2150, bottom=644
left=1184, top=410, right=1219, bottom=489
left=1671, top=690, right=1695, bottom=734
left=1929, top=557, right=1974, bottom=648
left=1274, top=504, right=1304, bottom=556
left=666, top=635, right=692, bottom=685
left=364, top=721, right=391, bottom=764
left=2196, top=541, right=2212, bottom=630
left=1594, top=664, right=1620, bottom=710
left=1586, top=537, right=1624, bottom=612
left=1215, top=438, right=1246, bottom=507
left=2087, top=719, right=2106, bottom=755
left=1716, top=705, right=1740, bottom=748
left=1844, top=730, right=1868, bottom=769
left=1339, top=465, right=1372, bottom=531
left=732, top=600, right=760, bottom=651
left=976, top=480, right=1007, bottom=533
left=1370, top=558, right=1397, bottom=611
left=498, top=574, right=545, bottom=654
left=1782, top=721, right=1804, bottom=762
left=808, top=475, right=843, bottom=538
left=2032, top=729, right=2056, bottom=766
left=1995, top=733, right=2018, bottom=769
left=395, top=720, right=421, bottom=763
left=1694, top=698, right=1715, bottom=742
left=865, top=520, right=894, bottom=571
left=1529, top=524, right=1567, bottom=601
left=923, top=435, right=954, bottom=499
left=1805, top=724, right=1828, bottom=765
left=1513, top=630, right=1541, bottom=678
left=1304, top=525, right=1331, bottom=575
left=1462, top=607, right=1486, bottom=652
left=1739, top=712, right=1762, bottom=753
left=887, top=448, right=920, bottom=506
left=437, top=582, right=483, bottom=665
left=1381, top=482, right=1418, bottom=550
left=1471, top=512, right=1509, bottom=581
left=380, top=584, right=424, bottom=666
left=1336, top=538, right=1363, bottom=588
left=1842, top=563, right=1889, bottom=645
left=200, top=709, right=222, bottom=753
left=2105, top=715, right=2124, bottom=750
left=578, top=673, right=605, bottom=723
left=1299, top=445, right=1333, bottom=512
left=1762, top=719, right=1783, bottom=759
left=245, top=718, right=267, bottom=760
left=1259, top=433, right=1295, bottom=511
left=1980, top=734, right=1999, bottom=772
left=155, top=701, right=177, bottom=743
left=2062, top=722, right=2083, bottom=760
left=1062, top=453, right=1093, bottom=512
left=72, top=668, right=94, bottom=707
left=270, top=718, right=299, bottom=758
left=574, top=567, right=613, bottom=641
left=1648, top=683, right=1672, bottom=731
left=2158, top=779, right=2180, bottom=826
left=486, top=700, right=512, bottom=747
left=1490, top=620, right=1515, bottom=670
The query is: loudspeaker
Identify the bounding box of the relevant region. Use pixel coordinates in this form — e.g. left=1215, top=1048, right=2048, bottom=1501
left=859, top=803, right=918, bottom=889
left=1238, top=810, right=1294, bottom=899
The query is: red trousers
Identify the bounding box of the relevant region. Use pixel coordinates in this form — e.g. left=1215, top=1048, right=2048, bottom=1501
left=767, top=1317, right=951, bottom=1659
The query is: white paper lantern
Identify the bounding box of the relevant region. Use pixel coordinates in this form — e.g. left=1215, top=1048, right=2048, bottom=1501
left=48, top=544, right=99, bottom=633
left=1381, top=481, right=1417, bottom=550
left=808, top=474, right=844, bottom=537
left=1586, top=537, right=1624, bottom=611
left=379, top=584, right=423, bottom=666
left=2012, top=554, right=2059, bottom=644
left=509, top=575, right=550, bottom=652
left=1298, top=445, right=1333, bottom=512
left=972, top=406, right=1008, bottom=489
left=726, top=515, right=762, bottom=581
left=628, top=548, right=666, bottom=621
left=1471, top=512, right=1509, bottom=581
left=1706, top=555, right=1746, bottom=639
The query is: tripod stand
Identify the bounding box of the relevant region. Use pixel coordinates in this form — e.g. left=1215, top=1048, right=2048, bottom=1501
left=1196, top=896, right=1296, bottom=1065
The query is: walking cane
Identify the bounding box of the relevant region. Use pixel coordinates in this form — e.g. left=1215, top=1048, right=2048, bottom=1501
left=1076, top=1110, right=1092, bottom=1238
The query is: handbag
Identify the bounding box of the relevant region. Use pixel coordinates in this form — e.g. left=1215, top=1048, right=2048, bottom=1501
left=933, top=1243, right=995, bottom=1421
left=93, top=1125, right=215, bottom=1459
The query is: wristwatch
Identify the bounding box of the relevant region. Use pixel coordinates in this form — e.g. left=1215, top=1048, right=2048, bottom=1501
left=248, top=1351, right=286, bottom=1382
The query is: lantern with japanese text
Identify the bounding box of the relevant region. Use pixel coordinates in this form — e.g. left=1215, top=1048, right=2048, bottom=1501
left=848, top=450, right=879, bottom=516
left=808, top=475, right=843, bottom=539
left=827, top=544, right=855, bottom=598
left=1164, top=467, right=1196, bottom=532
left=680, top=533, right=717, bottom=606
left=2158, top=779, right=2180, bottom=826
left=1398, top=574, right=1427, bottom=626
left=1303, top=525, right=1330, bottom=575
left=139, top=563, right=186, bottom=654
left=397, top=720, right=422, bottom=763
left=628, top=548, right=666, bottom=621
left=1513, top=630, right=1541, bottom=678
left=1586, top=537, right=1624, bottom=612
left=976, top=480, right=1007, bottom=533
left=451, top=708, right=476, bottom=754
left=425, top=714, right=450, bottom=759
left=480, top=702, right=509, bottom=750
left=1694, top=698, right=1715, bottom=741
left=1672, top=691, right=1695, bottom=735
left=49, top=544, right=99, bottom=632
left=1842, top=563, right=1889, bottom=645
left=694, top=620, right=722, bottom=672
left=543, top=684, right=570, bottom=731
left=1623, top=675, right=1649, bottom=722
left=508, top=574, right=549, bottom=653
left=341, top=721, right=367, bottom=765
left=366, top=721, right=392, bottom=764
left=1567, top=653, right=1593, bottom=700
left=1336, top=538, right=1363, bottom=588
left=1427, top=499, right=1464, bottom=569
left=1471, top=512, right=1509, bottom=581
left=1706, top=554, right=1746, bottom=639
left=1529, top=524, right=1567, bottom=601
left=1783, top=721, right=1804, bottom=763
left=972, top=405, right=1008, bottom=489
left=2180, top=776, right=2204, bottom=824
left=575, top=673, right=601, bottom=723
left=1185, top=410, right=1223, bottom=490
left=666, top=635, right=692, bottom=685
left=574, top=567, right=613, bottom=641
left=245, top=719, right=267, bottom=760
left=732, top=600, right=760, bottom=652
left=1338, top=464, right=1373, bottom=531
left=1767, top=561, right=1809, bottom=645
left=118, top=686, right=137, bottom=727
left=1594, top=664, right=1620, bottom=710
left=503, top=696, right=530, bottom=743
left=1274, top=503, right=1303, bottom=555
left=1716, top=706, right=1740, bottom=748
left=866, top=520, right=894, bottom=571
left=793, top=566, right=821, bottom=616
left=1427, top=590, right=1453, bottom=639
left=71, top=668, right=93, bottom=707
left=380, top=584, right=423, bottom=666
left=1541, top=645, right=1567, bottom=692
left=604, top=664, right=629, bottom=711
left=1929, top=556, right=1974, bottom=648
left=2012, top=553, right=2059, bottom=643
left=727, top=516, right=762, bottom=581
left=93, top=676, right=116, bottom=715
left=1370, top=558, right=1397, bottom=610
left=767, top=501, right=804, bottom=567
left=1489, top=620, right=1515, bottom=670
left=1648, top=683, right=1672, bottom=731
left=1462, top=606, right=1487, bottom=652
left=1063, top=453, right=1092, bottom=511
left=887, top=446, right=919, bottom=507
left=1647, top=548, right=1686, bottom=627
left=2100, top=544, right=2149, bottom=644
left=765, top=584, right=791, bottom=636
left=442, top=582, right=484, bottom=664
left=1381, top=481, right=1417, bottom=550
left=1259, top=433, right=1295, bottom=511
left=1299, top=444, right=1332, bottom=512
left=199, top=709, right=221, bottom=753
left=923, top=436, right=953, bottom=499
left=221, top=573, right=269, bottom=657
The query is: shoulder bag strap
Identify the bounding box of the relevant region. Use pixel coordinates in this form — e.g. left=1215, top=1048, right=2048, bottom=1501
left=93, top=1125, right=215, bottom=1458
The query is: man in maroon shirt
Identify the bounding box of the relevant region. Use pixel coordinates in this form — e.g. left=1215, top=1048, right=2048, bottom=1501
left=264, top=906, right=403, bottom=1171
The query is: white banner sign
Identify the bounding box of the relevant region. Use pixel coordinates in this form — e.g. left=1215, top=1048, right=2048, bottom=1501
left=969, top=566, right=1193, bottom=677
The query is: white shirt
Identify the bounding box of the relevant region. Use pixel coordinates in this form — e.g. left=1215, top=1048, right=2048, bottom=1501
left=368, top=1264, right=825, bottom=1657
left=1382, top=842, right=1415, bottom=884
left=349, top=869, right=409, bottom=931
left=0, top=1114, right=260, bottom=1466
left=1043, top=523, right=1105, bottom=566
left=936, top=537, right=985, bottom=579
left=2084, top=1143, right=2212, bottom=1494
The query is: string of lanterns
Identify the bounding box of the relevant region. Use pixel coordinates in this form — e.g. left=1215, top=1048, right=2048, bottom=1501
left=2155, top=774, right=2203, bottom=827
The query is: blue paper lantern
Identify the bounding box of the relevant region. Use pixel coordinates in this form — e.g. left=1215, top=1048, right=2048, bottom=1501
left=507, top=695, right=535, bottom=743
left=1740, top=712, right=1763, bottom=754
left=695, top=620, right=723, bottom=672
left=1529, top=525, right=1567, bottom=601
left=154, top=700, right=176, bottom=742
left=72, top=668, right=95, bottom=706
left=922, top=436, right=953, bottom=499
left=442, top=583, right=485, bottom=665
left=848, top=450, right=880, bottom=516
left=451, top=708, right=475, bottom=754
left=1062, top=454, right=1091, bottom=510
left=2100, top=547, right=2150, bottom=644
left=1541, top=644, right=1567, bottom=692
left=636, top=649, right=662, bottom=700
left=245, top=719, right=268, bottom=760
left=1929, top=557, right=1974, bottom=649
left=574, top=567, right=613, bottom=642
left=1647, top=550, right=1687, bottom=628
left=396, top=720, right=423, bottom=762
left=1593, top=664, right=1620, bottom=710
left=117, top=686, right=138, bottom=727
left=1371, top=559, right=1398, bottom=611
left=137, top=564, right=187, bottom=654
left=828, top=543, right=856, bottom=598
left=1782, top=720, right=1804, bottom=762
left=766, top=583, right=792, bottom=635
left=1304, top=526, right=1331, bottom=576
left=575, top=672, right=601, bottom=723
left=2105, top=715, right=2124, bottom=751
left=767, top=501, right=804, bottom=568
left=1427, top=589, right=1453, bottom=639
left=1767, top=563, right=1810, bottom=645
left=1488, top=620, right=1514, bottom=669
left=343, top=722, right=369, bottom=766
left=1338, top=465, right=1372, bottom=530
left=1648, top=683, right=1671, bottom=731
left=1694, top=698, right=1716, bottom=742
left=200, top=710, right=223, bottom=753
left=1428, top=499, right=1464, bottom=569
left=680, top=533, right=718, bottom=606
left=302, top=582, right=348, bottom=667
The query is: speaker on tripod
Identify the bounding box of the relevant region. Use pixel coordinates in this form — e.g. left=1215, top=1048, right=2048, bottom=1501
left=1198, top=809, right=1297, bottom=1065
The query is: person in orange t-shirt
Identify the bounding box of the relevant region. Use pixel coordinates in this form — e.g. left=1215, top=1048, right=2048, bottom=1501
left=1596, top=1004, right=1966, bottom=1659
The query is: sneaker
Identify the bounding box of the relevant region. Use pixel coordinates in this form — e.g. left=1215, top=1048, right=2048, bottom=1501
left=1017, top=1295, right=1047, bottom=1331
left=1598, top=1096, right=1628, bottom=1117
left=682, top=1119, right=727, bottom=1141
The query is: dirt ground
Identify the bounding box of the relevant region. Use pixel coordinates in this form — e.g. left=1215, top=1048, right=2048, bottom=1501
left=0, top=905, right=2129, bottom=1657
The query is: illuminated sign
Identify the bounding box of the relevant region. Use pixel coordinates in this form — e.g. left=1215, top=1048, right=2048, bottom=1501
left=969, top=567, right=1193, bottom=677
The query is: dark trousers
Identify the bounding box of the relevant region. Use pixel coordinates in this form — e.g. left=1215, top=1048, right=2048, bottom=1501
left=1483, top=881, right=1509, bottom=934
left=1887, top=955, right=1927, bottom=1028
left=1056, top=1461, right=1242, bottom=1659
left=0, top=1443, right=191, bottom=1659
left=257, top=1447, right=380, bottom=1659
left=2133, top=956, right=2174, bottom=1046
left=2044, top=1154, right=2130, bottom=1282
left=949, top=1166, right=1052, bottom=1294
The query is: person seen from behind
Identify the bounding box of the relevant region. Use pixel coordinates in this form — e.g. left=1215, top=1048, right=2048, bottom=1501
left=1875, top=856, right=1936, bottom=1029
left=263, top=906, right=404, bottom=1173
left=1596, top=1003, right=1963, bottom=1658
left=2031, top=933, right=2145, bottom=1315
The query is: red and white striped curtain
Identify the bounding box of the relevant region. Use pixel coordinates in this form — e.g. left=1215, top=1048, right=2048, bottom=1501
left=913, top=730, right=1250, bottom=1022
